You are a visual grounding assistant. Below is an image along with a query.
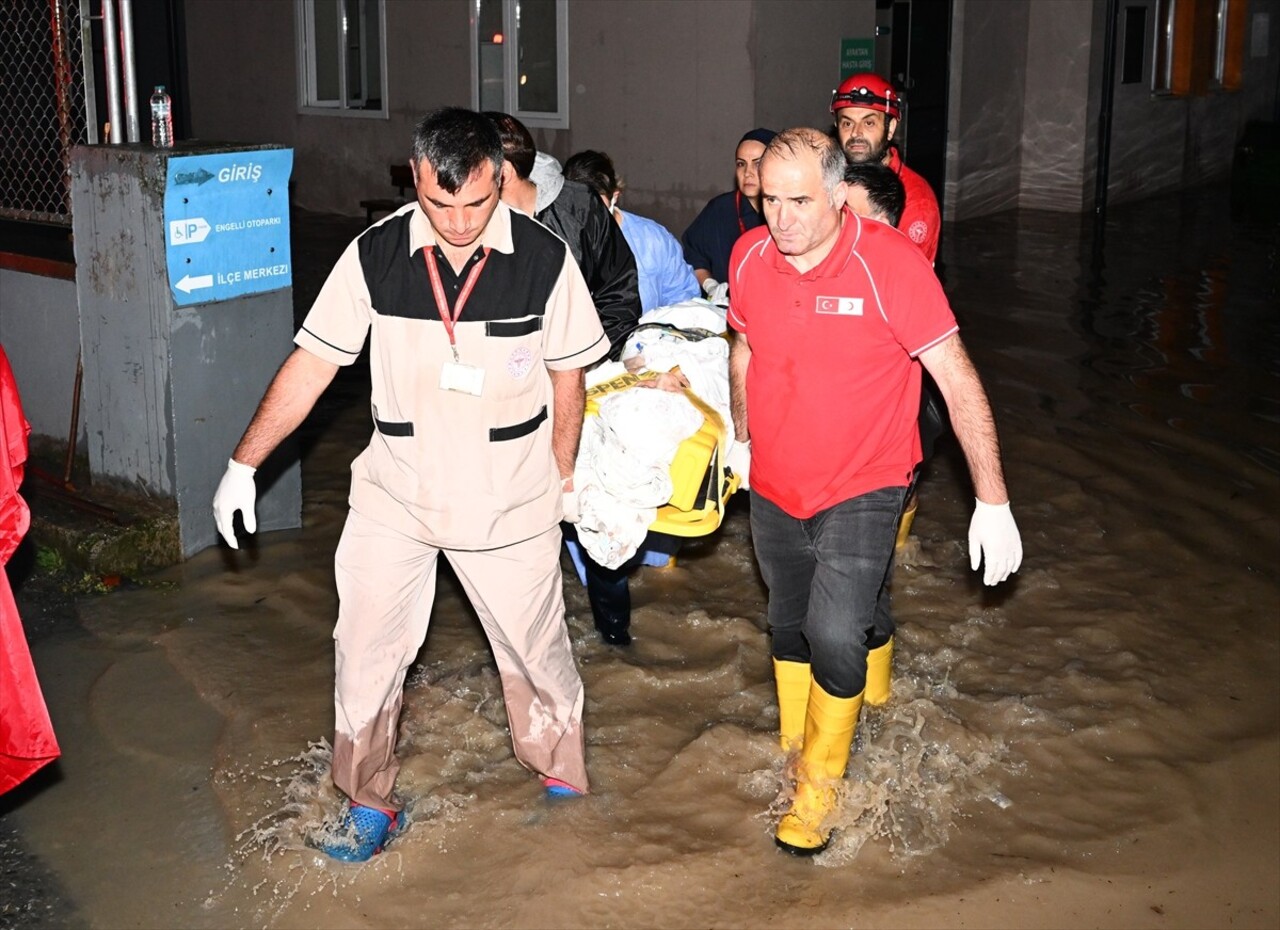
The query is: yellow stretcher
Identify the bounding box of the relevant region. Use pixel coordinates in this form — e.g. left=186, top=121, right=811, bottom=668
left=584, top=370, right=741, bottom=538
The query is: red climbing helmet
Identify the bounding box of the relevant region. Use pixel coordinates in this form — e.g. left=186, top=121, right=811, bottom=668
left=830, top=72, right=902, bottom=121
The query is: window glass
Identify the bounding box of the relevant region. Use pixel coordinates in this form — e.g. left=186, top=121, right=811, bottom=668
left=297, top=0, right=386, bottom=116
left=472, top=0, right=567, bottom=129
left=1122, top=6, right=1148, bottom=84
left=315, top=0, right=340, bottom=102
left=477, top=0, right=505, bottom=111
left=516, top=0, right=558, bottom=114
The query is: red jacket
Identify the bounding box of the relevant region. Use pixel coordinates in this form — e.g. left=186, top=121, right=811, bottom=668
left=0, top=344, right=60, bottom=794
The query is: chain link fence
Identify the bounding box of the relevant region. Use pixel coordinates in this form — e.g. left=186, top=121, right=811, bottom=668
left=0, top=0, right=93, bottom=226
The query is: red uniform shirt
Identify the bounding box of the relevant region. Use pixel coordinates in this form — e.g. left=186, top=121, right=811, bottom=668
left=887, top=148, right=940, bottom=263
left=727, top=209, right=957, bottom=518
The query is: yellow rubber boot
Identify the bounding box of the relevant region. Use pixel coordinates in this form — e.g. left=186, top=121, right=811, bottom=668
left=773, top=659, right=812, bottom=753
left=775, top=681, right=862, bottom=856
left=864, top=637, right=894, bottom=706
left=895, top=497, right=918, bottom=549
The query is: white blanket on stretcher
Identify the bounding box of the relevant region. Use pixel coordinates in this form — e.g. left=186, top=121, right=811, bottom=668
left=574, top=299, right=737, bottom=568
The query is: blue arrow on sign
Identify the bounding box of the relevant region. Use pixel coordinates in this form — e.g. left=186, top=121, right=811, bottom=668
left=173, top=167, right=216, bottom=186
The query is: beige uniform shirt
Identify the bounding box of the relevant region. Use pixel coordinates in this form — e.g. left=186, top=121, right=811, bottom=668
left=296, top=201, right=608, bottom=548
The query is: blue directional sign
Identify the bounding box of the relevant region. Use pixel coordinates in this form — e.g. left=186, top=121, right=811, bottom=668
left=163, top=149, right=293, bottom=306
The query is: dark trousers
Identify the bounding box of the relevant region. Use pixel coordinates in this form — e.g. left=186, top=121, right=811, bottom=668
left=749, top=487, right=906, bottom=698
left=583, top=548, right=644, bottom=639
left=566, top=528, right=679, bottom=640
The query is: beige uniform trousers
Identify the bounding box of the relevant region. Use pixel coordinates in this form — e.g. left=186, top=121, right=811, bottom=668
left=330, top=510, right=588, bottom=811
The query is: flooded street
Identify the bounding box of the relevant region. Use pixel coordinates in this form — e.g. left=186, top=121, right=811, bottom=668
left=6, top=185, right=1278, bottom=929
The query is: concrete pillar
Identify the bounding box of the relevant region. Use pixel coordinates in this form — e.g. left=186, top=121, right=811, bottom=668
left=69, top=142, right=301, bottom=558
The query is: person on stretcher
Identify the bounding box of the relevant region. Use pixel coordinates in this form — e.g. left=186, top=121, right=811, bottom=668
left=564, top=301, right=748, bottom=645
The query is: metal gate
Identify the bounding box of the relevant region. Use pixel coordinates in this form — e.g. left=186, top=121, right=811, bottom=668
left=0, top=0, right=95, bottom=226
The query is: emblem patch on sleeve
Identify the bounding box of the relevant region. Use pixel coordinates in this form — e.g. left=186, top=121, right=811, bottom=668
left=908, top=220, right=929, bottom=243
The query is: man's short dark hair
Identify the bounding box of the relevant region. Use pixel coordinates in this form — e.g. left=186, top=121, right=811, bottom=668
left=844, top=161, right=906, bottom=227
left=411, top=108, right=503, bottom=193
left=563, top=150, right=620, bottom=200
left=483, top=111, right=536, bottom=180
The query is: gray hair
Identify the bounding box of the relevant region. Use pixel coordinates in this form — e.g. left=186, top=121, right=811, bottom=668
left=764, top=128, right=847, bottom=204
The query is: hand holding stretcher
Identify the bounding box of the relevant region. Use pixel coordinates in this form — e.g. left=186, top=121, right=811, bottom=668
left=572, top=300, right=746, bottom=569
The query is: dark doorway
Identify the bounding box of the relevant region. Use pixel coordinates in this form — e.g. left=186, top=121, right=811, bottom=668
left=885, top=0, right=951, bottom=215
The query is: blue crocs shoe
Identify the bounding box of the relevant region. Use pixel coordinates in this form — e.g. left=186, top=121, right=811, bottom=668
left=543, top=776, right=585, bottom=799
left=312, top=804, right=403, bottom=862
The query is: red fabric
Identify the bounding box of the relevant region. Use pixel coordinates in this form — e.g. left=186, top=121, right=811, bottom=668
left=887, top=149, right=941, bottom=264
left=0, top=344, right=60, bottom=794
left=727, top=209, right=957, bottom=518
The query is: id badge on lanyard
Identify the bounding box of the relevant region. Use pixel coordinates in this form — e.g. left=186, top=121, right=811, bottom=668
left=427, top=246, right=489, bottom=396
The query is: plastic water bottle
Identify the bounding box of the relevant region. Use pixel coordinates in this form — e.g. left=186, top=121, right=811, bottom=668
left=150, top=85, right=173, bottom=148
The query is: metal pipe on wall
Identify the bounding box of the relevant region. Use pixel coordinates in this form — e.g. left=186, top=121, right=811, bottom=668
left=118, top=0, right=139, bottom=143
left=101, top=0, right=123, bottom=143
left=80, top=6, right=99, bottom=144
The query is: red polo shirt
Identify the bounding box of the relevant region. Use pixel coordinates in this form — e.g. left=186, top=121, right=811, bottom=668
left=727, top=208, right=957, bottom=518
left=887, top=149, right=940, bottom=263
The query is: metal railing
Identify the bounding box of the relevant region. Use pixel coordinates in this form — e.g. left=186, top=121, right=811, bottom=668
left=0, top=0, right=95, bottom=226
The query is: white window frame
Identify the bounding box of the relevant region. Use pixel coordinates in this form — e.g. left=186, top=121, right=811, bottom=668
left=470, top=0, right=569, bottom=130
left=1211, top=0, right=1229, bottom=85
left=295, top=0, right=389, bottom=119
left=1153, top=0, right=1176, bottom=92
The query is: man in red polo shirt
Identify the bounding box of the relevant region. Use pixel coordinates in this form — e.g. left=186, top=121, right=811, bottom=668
left=727, top=128, right=1021, bottom=857
left=831, top=71, right=940, bottom=263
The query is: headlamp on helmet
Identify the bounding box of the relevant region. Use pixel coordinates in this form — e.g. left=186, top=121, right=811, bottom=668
left=830, top=72, right=901, bottom=121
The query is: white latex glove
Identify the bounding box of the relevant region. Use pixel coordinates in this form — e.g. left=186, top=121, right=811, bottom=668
left=704, top=280, right=730, bottom=306
left=725, top=439, right=751, bottom=491
left=967, top=499, right=1022, bottom=586
left=561, top=478, right=581, bottom=524
left=213, top=459, right=258, bottom=549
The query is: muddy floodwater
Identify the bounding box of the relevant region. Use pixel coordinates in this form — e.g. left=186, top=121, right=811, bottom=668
left=7, top=185, right=1279, bottom=929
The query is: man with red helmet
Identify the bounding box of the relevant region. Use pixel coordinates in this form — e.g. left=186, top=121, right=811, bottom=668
left=831, top=72, right=940, bottom=264
left=834, top=73, right=944, bottom=554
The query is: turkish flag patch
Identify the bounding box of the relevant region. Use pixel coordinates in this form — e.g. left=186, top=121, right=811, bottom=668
left=815, top=296, right=863, bottom=315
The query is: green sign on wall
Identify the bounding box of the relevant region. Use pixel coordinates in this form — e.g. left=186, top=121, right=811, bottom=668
left=840, top=38, right=875, bottom=79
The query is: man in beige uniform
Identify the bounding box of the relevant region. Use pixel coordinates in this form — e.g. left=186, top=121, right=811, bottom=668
left=212, top=107, right=608, bottom=862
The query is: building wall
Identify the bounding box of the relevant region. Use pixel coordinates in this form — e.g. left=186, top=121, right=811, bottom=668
left=751, top=1, right=878, bottom=133
left=182, top=0, right=873, bottom=233
left=1100, top=0, right=1280, bottom=207
left=184, top=0, right=452, bottom=226
left=183, top=0, right=1279, bottom=225
left=1019, top=0, right=1096, bottom=211
left=1106, top=0, right=1188, bottom=203
left=0, top=269, right=82, bottom=442
left=947, top=0, right=1279, bottom=218
left=1240, top=1, right=1280, bottom=122
left=945, top=0, right=1030, bottom=220
left=544, top=0, right=755, bottom=231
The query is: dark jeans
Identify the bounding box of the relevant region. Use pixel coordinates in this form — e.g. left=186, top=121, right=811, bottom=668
left=564, top=527, right=680, bottom=642
left=750, top=487, right=906, bottom=698
left=583, top=547, right=644, bottom=641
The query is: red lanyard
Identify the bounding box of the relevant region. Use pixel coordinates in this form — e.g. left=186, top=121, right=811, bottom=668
left=735, top=189, right=747, bottom=235
left=425, top=245, right=490, bottom=361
